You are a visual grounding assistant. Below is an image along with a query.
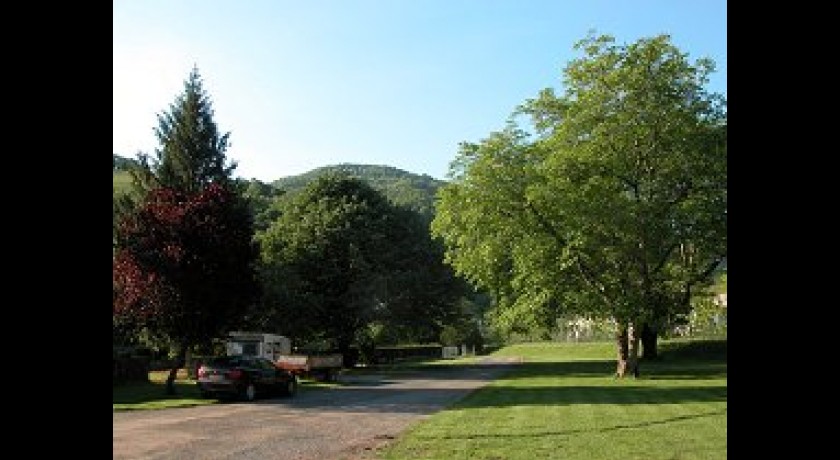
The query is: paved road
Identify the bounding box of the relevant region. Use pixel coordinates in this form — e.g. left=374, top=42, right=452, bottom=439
left=113, top=358, right=520, bottom=460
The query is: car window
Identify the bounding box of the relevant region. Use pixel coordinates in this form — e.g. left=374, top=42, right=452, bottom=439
left=206, top=356, right=241, bottom=367
left=256, top=359, right=276, bottom=370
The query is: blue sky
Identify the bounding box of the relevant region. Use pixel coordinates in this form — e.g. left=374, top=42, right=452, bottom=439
left=114, top=0, right=726, bottom=182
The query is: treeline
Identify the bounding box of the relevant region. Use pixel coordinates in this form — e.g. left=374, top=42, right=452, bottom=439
left=113, top=70, right=486, bottom=382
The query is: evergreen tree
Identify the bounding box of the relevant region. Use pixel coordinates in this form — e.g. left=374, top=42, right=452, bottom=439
left=130, top=66, right=237, bottom=195
left=113, top=67, right=259, bottom=393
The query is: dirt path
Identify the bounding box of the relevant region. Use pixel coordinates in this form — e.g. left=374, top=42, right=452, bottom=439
left=113, top=359, right=520, bottom=460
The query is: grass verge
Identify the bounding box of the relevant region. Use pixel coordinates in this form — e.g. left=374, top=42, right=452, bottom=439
left=379, top=339, right=727, bottom=460
left=113, top=369, right=335, bottom=411
left=113, top=370, right=215, bottom=411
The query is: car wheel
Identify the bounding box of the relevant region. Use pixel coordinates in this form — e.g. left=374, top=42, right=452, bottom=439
left=283, top=377, right=298, bottom=397
left=242, top=382, right=257, bottom=402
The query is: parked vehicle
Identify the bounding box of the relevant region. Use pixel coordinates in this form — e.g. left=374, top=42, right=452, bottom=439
left=224, top=331, right=344, bottom=382
left=275, top=353, right=344, bottom=382
left=196, top=355, right=298, bottom=401
left=225, top=331, right=291, bottom=362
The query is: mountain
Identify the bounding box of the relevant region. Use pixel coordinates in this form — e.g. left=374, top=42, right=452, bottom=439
left=113, top=157, right=447, bottom=218
left=272, top=164, right=446, bottom=217
left=113, top=154, right=136, bottom=197
left=113, top=153, right=138, bottom=172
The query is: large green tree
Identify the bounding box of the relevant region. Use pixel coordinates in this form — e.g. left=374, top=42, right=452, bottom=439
left=258, top=174, right=397, bottom=363
left=258, top=174, right=464, bottom=364
left=374, top=205, right=468, bottom=345
left=113, top=67, right=259, bottom=392
left=432, top=33, right=726, bottom=377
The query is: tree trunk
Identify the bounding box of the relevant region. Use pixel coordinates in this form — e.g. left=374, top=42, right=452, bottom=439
left=627, top=323, right=640, bottom=377
left=641, top=322, right=659, bottom=361
left=166, top=346, right=188, bottom=395
left=615, top=322, right=640, bottom=378
left=337, top=339, right=357, bottom=369
left=615, top=324, right=628, bottom=377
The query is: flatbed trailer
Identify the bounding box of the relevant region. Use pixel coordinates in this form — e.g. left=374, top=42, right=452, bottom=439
left=275, top=354, right=343, bottom=382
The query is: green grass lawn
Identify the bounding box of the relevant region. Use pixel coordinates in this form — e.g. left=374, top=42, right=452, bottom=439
left=113, top=370, right=217, bottom=411
left=113, top=369, right=335, bottom=411
left=380, top=339, right=727, bottom=460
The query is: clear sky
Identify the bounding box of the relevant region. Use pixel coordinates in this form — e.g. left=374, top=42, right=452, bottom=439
left=114, top=0, right=726, bottom=182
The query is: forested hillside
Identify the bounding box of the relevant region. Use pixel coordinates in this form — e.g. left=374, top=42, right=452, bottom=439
left=113, top=154, right=137, bottom=197
left=115, top=155, right=446, bottom=218
left=113, top=153, right=138, bottom=172
left=273, top=164, right=445, bottom=217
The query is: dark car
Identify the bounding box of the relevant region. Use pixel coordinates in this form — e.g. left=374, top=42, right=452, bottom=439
left=196, top=355, right=298, bottom=401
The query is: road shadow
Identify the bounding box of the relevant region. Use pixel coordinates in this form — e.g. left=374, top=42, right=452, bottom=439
left=247, top=341, right=727, bottom=415
left=337, top=362, right=523, bottom=384
left=250, top=381, right=726, bottom=414
left=251, top=369, right=724, bottom=415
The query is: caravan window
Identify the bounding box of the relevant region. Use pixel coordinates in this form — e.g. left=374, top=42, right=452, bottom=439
left=240, top=341, right=258, bottom=356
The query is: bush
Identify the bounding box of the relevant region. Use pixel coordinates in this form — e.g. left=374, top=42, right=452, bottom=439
left=113, top=356, right=150, bottom=385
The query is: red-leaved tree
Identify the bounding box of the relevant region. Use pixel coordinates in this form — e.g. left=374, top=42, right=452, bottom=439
left=114, top=183, right=259, bottom=393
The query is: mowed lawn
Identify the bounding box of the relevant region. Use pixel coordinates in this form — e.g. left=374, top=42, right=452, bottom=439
left=380, top=339, right=727, bottom=460
left=113, top=368, right=336, bottom=411
left=113, top=369, right=216, bottom=411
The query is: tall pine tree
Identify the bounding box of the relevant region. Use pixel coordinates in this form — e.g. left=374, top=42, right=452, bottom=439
left=130, top=66, right=237, bottom=195
left=114, top=67, right=259, bottom=394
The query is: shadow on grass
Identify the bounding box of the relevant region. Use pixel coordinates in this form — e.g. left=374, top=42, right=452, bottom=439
left=252, top=360, right=725, bottom=414
left=416, top=407, right=728, bottom=440
left=114, top=340, right=726, bottom=413
left=500, top=359, right=726, bottom=382
left=643, top=362, right=727, bottom=380
left=251, top=382, right=726, bottom=414
left=113, top=380, right=204, bottom=406
left=658, top=339, right=727, bottom=361
left=458, top=383, right=727, bottom=409
left=344, top=339, right=726, bottom=382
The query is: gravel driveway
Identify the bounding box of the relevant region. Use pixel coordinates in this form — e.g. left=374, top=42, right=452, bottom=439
left=113, top=358, right=520, bottom=460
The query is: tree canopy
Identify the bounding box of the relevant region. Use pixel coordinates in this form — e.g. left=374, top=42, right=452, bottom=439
left=258, top=173, right=465, bottom=363
left=113, top=185, right=259, bottom=346
left=431, top=33, right=726, bottom=376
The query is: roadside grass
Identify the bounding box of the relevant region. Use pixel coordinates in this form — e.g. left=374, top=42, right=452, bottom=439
left=380, top=339, right=727, bottom=460
left=113, top=369, right=336, bottom=411
left=113, top=370, right=215, bottom=411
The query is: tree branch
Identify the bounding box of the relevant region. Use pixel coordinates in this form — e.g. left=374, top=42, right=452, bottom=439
left=651, top=242, right=680, bottom=274
left=525, top=201, right=567, bottom=247
left=690, top=256, right=725, bottom=285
